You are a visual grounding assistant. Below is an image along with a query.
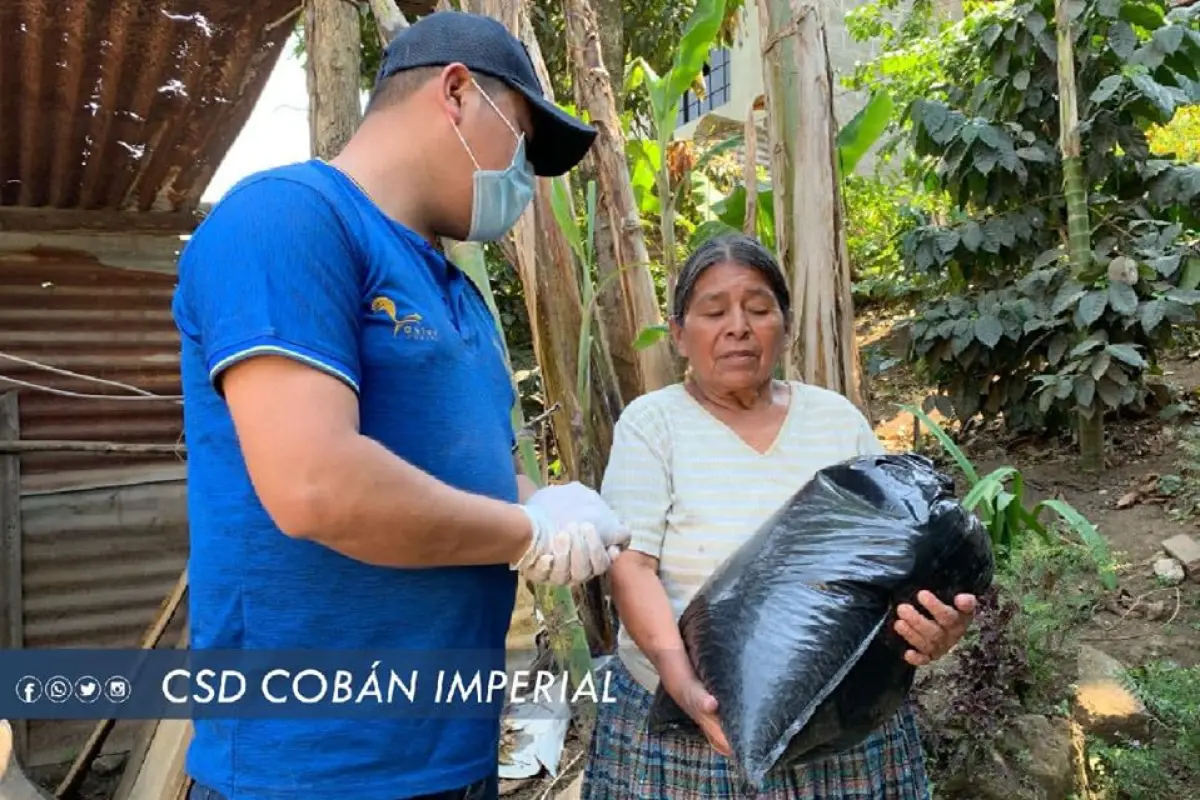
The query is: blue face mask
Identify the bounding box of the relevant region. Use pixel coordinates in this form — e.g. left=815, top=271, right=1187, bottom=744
left=454, top=82, right=536, bottom=242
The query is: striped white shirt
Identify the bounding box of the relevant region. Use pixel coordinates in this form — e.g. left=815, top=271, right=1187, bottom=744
left=600, top=381, right=885, bottom=691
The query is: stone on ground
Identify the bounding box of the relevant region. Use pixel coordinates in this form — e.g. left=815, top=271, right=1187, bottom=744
left=1162, top=534, right=1200, bottom=577
left=1073, top=645, right=1150, bottom=742
left=971, top=714, right=1075, bottom=800
left=1154, top=557, right=1185, bottom=586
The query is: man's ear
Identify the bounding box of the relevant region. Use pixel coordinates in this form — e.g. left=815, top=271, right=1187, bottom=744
left=439, top=63, right=472, bottom=124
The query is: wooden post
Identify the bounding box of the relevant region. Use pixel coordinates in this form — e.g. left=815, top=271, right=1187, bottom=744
left=0, top=393, right=25, bottom=765
left=757, top=1, right=866, bottom=413
left=305, top=0, right=364, bottom=160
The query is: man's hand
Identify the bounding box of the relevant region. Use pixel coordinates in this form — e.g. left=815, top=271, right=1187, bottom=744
left=894, top=590, right=977, bottom=666
left=514, top=482, right=630, bottom=585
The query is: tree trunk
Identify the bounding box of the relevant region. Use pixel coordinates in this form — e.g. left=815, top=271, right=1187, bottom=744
left=743, top=102, right=759, bottom=236
left=1055, top=0, right=1103, bottom=473
left=594, top=0, right=625, bottom=113
left=466, top=0, right=621, bottom=665
left=304, top=0, right=362, bottom=160
left=565, top=0, right=676, bottom=403
left=756, top=1, right=865, bottom=413
left=0, top=721, right=51, bottom=800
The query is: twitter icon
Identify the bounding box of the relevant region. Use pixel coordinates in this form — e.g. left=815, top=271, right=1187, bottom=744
left=74, top=676, right=100, bottom=703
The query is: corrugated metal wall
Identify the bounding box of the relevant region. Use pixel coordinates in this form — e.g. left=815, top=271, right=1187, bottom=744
left=0, top=247, right=185, bottom=479
left=1, top=244, right=189, bottom=767
left=21, top=474, right=189, bottom=768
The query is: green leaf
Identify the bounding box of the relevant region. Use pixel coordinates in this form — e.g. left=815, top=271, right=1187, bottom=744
left=1097, top=0, right=1120, bottom=17
left=1070, top=332, right=1107, bottom=357
left=1106, top=281, right=1139, bottom=316
left=1075, top=375, right=1096, bottom=408
left=1140, top=299, right=1166, bottom=333
left=1120, top=1, right=1164, bottom=30
left=1167, top=289, right=1200, bottom=305
left=974, top=314, right=1004, bottom=348
left=1097, top=377, right=1122, bottom=407
left=1109, top=21, right=1137, bottom=60
left=1016, top=146, right=1051, bottom=162
left=1131, top=74, right=1177, bottom=120
left=918, top=101, right=949, bottom=138
left=899, top=404, right=980, bottom=485
left=975, top=149, right=999, bottom=175
left=626, top=57, right=668, bottom=131
left=689, top=219, right=740, bottom=249
left=1052, top=280, right=1087, bottom=314
left=1106, top=343, right=1148, bottom=369
left=1013, top=70, right=1030, bottom=91
left=1182, top=257, right=1200, bottom=291
left=960, top=221, right=984, bottom=252
left=1076, top=291, right=1108, bottom=326
left=1033, top=248, right=1063, bottom=269
left=1048, top=334, right=1069, bottom=365
left=548, top=176, right=584, bottom=265
left=1032, top=499, right=1117, bottom=590
left=1090, top=350, right=1112, bottom=381
left=1153, top=24, right=1185, bottom=56
left=837, top=91, right=893, bottom=175
left=1090, top=75, right=1124, bottom=105
left=963, top=467, right=1018, bottom=516
left=632, top=324, right=669, bottom=351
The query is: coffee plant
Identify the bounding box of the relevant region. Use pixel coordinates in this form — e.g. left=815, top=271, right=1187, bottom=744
left=875, top=0, right=1200, bottom=433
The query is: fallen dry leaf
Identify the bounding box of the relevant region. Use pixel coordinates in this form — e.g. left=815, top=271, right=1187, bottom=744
left=1116, top=491, right=1141, bottom=509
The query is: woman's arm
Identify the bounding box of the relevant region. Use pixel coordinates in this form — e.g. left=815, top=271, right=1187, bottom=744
left=600, top=410, right=732, bottom=754
left=609, top=552, right=693, bottom=692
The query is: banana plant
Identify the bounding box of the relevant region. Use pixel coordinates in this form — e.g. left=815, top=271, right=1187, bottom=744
left=631, top=90, right=895, bottom=352
left=625, top=0, right=728, bottom=289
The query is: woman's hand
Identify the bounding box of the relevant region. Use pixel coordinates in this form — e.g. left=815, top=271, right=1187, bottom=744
left=894, top=590, right=976, bottom=666
left=662, top=667, right=733, bottom=757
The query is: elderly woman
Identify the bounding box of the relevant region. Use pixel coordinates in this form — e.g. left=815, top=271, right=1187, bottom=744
left=581, top=234, right=977, bottom=799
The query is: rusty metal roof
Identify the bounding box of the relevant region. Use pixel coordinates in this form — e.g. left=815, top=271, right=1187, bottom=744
left=0, top=0, right=304, bottom=217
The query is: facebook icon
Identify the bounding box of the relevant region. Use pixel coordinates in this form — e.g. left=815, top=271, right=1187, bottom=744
left=15, top=676, right=42, bottom=704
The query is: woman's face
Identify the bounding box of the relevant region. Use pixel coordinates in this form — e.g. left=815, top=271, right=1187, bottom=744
left=672, top=260, right=788, bottom=394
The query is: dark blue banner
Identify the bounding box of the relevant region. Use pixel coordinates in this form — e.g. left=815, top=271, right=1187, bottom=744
left=0, top=649, right=616, bottom=720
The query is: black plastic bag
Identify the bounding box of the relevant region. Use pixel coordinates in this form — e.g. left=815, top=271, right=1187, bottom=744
left=645, top=452, right=994, bottom=789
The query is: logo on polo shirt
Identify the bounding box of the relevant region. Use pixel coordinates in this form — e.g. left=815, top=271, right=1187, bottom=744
left=371, top=296, right=438, bottom=341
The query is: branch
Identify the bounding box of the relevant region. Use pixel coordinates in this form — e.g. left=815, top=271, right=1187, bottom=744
left=367, top=0, right=409, bottom=46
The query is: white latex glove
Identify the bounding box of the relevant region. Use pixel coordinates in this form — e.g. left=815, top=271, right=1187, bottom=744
left=513, top=482, right=631, bottom=585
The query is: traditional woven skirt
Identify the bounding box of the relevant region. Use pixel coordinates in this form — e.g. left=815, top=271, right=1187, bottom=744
left=581, top=659, right=933, bottom=799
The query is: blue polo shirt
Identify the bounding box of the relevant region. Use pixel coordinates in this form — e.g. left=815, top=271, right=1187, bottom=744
left=172, top=160, right=519, bottom=799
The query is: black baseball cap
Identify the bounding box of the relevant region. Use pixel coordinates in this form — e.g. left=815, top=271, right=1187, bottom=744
left=375, top=11, right=598, bottom=177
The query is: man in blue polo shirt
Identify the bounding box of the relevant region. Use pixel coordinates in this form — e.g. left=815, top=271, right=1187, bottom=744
left=172, top=11, right=629, bottom=800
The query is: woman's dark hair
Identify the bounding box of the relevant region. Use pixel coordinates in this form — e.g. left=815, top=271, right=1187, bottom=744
left=671, top=233, right=791, bottom=324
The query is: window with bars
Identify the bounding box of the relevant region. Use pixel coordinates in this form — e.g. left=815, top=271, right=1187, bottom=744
left=675, top=47, right=732, bottom=127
